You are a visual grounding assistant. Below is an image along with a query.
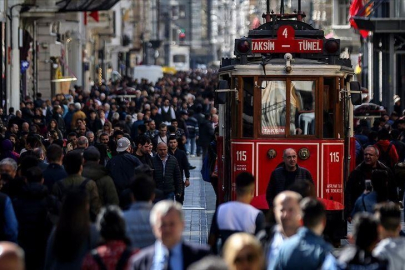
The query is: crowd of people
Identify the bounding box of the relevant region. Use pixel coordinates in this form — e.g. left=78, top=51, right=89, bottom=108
left=0, top=70, right=221, bottom=270
left=0, top=68, right=405, bottom=270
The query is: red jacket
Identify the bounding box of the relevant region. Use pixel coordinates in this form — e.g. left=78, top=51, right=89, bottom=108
left=374, top=140, right=399, bottom=168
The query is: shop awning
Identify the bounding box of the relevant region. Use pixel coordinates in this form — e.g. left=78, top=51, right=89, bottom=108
left=56, top=0, right=120, bottom=12
left=353, top=17, right=405, bottom=33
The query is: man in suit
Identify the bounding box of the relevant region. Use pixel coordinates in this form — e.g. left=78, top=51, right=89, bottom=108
left=129, top=200, right=210, bottom=270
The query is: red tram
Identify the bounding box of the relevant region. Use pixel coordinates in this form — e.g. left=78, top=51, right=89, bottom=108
left=215, top=2, right=362, bottom=240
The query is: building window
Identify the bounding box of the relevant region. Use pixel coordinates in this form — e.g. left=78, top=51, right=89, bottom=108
left=337, top=0, right=350, bottom=25
left=179, top=5, right=186, bottom=18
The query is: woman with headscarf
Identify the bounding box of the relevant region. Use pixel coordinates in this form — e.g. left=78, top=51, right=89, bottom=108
left=0, top=139, right=19, bottom=162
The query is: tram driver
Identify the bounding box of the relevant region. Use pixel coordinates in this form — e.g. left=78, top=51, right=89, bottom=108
left=266, top=148, right=313, bottom=208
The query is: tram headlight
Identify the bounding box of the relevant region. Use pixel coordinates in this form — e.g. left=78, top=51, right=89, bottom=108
left=235, top=38, right=252, bottom=55
left=298, top=148, right=310, bottom=160
left=323, top=39, right=340, bottom=56
left=267, top=149, right=277, bottom=159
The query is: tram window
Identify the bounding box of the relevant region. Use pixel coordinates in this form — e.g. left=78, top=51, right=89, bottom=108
left=261, top=81, right=286, bottom=135
left=243, top=78, right=254, bottom=138
left=323, top=80, right=335, bottom=138
left=291, top=81, right=316, bottom=135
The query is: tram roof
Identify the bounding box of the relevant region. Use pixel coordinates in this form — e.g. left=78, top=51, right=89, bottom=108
left=218, top=58, right=354, bottom=77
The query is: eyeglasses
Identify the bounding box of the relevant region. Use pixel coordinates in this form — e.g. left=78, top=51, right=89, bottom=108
left=364, top=153, right=375, bottom=157
left=234, top=253, right=258, bottom=264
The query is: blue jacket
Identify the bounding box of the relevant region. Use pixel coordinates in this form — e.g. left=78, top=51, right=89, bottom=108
left=185, top=117, right=199, bottom=138
left=273, top=227, right=332, bottom=270
left=43, top=163, right=68, bottom=192
left=351, top=191, right=378, bottom=217
left=123, top=202, right=155, bottom=249
left=0, top=192, right=18, bottom=243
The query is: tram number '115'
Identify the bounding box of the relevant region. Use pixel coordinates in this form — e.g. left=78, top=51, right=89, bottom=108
left=330, top=152, right=340, bottom=162
left=236, top=151, right=247, bottom=161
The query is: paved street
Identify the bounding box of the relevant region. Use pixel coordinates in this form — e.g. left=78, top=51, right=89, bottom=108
left=182, top=156, right=216, bottom=244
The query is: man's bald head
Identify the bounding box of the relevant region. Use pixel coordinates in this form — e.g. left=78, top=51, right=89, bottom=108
left=0, top=242, right=25, bottom=270
left=273, top=191, right=302, bottom=237
left=274, top=190, right=302, bottom=207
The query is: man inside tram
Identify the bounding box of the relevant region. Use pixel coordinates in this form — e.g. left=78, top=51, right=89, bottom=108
left=266, top=148, right=313, bottom=208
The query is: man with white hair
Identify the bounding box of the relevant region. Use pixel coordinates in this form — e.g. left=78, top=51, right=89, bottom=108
left=129, top=201, right=210, bottom=270
left=71, top=102, right=86, bottom=129
left=70, top=136, right=88, bottom=155
left=104, top=103, right=112, bottom=121
left=0, top=158, right=17, bottom=179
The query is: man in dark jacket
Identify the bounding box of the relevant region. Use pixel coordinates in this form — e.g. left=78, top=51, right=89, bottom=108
left=152, top=142, right=182, bottom=201
left=13, top=166, right=56, bottom=270
left=82, top=146, right=119, bottom=206
left=86, top=109, right=103, bottom=135
left=185, top=110, right=199, bottom=157
left=266, top=148, right=313, bottom=208
left=42, top=144, right=67, bottom=191
left=134, top=135, right=153, bottom=169
left=106, top=137, right=142, bottom=198
left=168, top=136, right=190, bottom=204
left=198, top=113, right=214, bottom=158
left=345, top=145, right=397, bottom=220
left=52, top=151, right=101, bottom=221
left=130, top=112, right=144, bottom=140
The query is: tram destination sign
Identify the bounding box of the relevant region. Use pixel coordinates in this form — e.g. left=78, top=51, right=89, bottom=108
left=251, top=25, right=323, bottom=53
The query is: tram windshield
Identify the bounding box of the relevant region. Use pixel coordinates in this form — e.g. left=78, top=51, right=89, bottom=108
left=261, top=80, right=316, bottom=136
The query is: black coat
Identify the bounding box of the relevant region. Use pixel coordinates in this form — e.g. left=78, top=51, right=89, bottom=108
left=43, top=163, right=68, bottom=192
left=345, top=161, right=397, bottom=217
left=170, top=148, right=190, bottom=180
left=152, top=154, right=182, bottom=195
left=107, top=152, right=142, bottom=193
left=266, top=164, right=313, bottom=207
left=129, top=242, right=210, bottom=270
left=13, top=183, right=57, bottom=270
left=198, top=119, right=214, bottom=146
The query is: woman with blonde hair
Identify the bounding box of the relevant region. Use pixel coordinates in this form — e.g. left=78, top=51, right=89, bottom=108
left=103, top=121, right=113, bottom=136
left=222, top=233, right=264, bottom=270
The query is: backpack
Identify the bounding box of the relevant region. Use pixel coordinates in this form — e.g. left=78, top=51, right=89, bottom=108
left=91, top=246, right=132, bottom=270
left=376, top=143, right=393, bottom=168
left=201, top=154, right=211, bottom=182
left=55, top=178, right=92, bottom=201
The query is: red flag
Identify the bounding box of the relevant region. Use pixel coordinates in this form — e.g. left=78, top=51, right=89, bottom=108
left=349, top=0, right=369, bottom=38
left=89, top=11, right=99, bottom=22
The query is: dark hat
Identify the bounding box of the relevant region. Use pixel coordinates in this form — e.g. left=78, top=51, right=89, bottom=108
left=83, top=146, right=100, bottom=161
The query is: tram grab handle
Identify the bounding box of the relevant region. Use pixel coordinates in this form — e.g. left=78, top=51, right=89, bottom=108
left=215, top=89, right=239, bottom=101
